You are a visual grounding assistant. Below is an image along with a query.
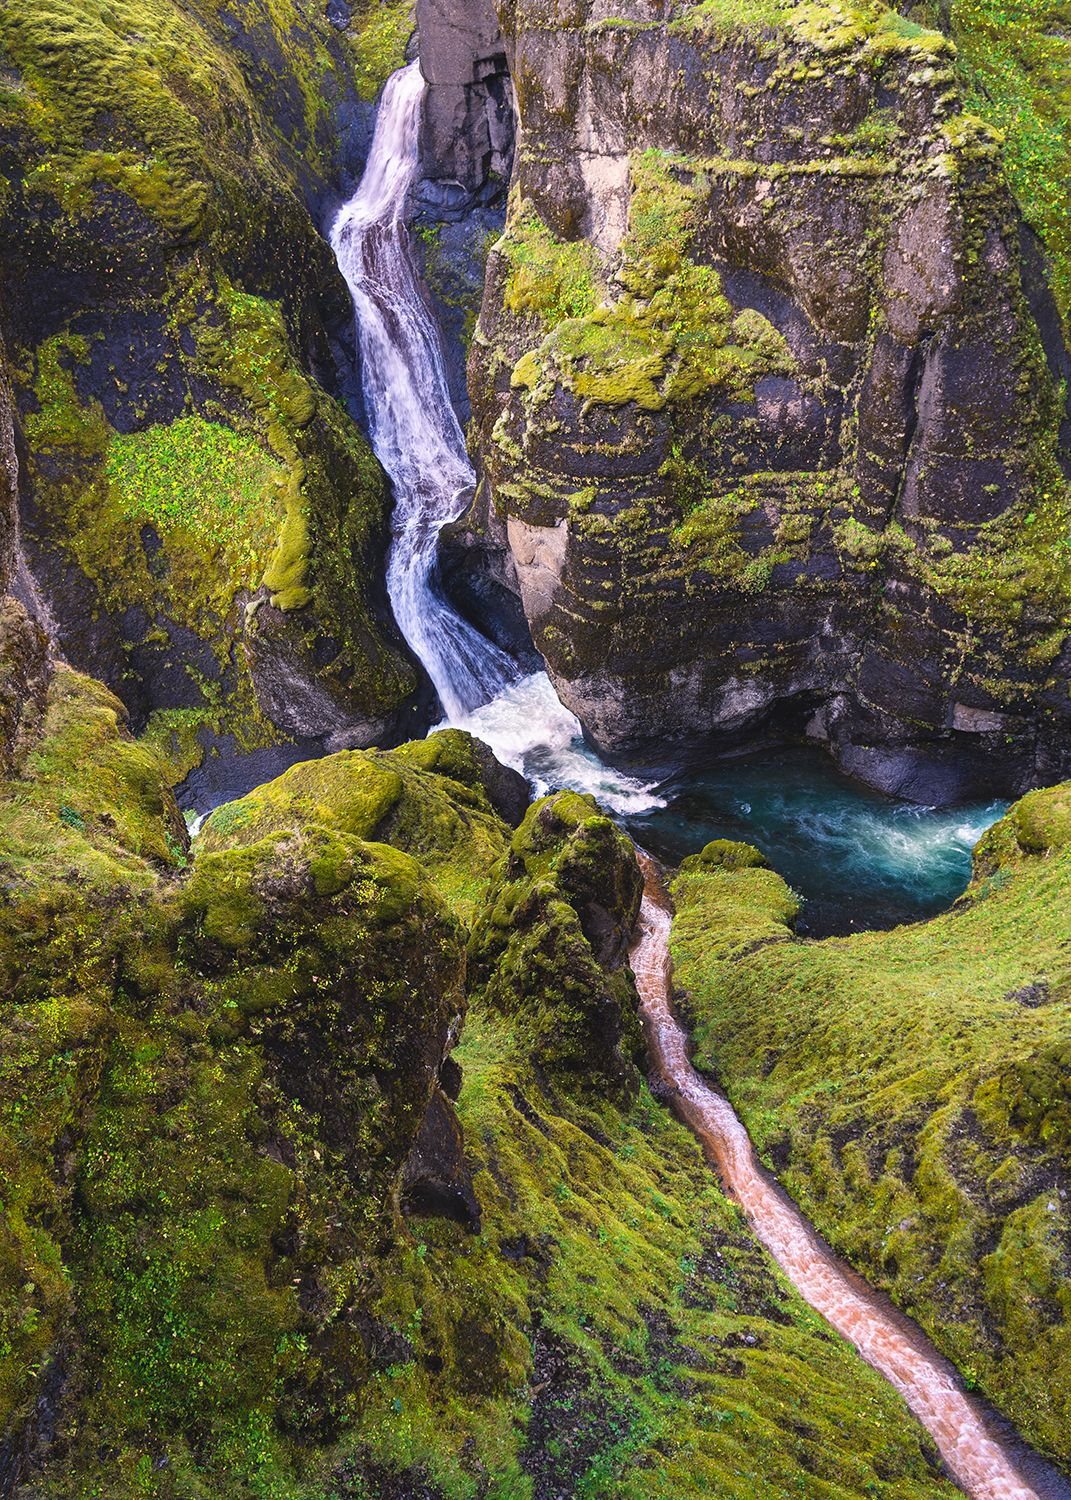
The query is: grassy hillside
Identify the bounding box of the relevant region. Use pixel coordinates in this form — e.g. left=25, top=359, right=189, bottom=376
left=671, top=789, right=1071, bottom=1468
left=0, top=681, right=962, bottom=1497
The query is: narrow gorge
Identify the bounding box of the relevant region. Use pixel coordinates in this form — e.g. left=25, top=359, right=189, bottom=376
left=0, top=2, right=1069, bottom=1499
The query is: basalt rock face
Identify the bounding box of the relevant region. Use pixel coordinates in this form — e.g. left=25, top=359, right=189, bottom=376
left=0, top=324, right=49, bottom=777
left=415, top=0, right=513, bottom=221
left=0, top=0, right=423, bottom=799
left=470, top=1, right=1071, bottom=801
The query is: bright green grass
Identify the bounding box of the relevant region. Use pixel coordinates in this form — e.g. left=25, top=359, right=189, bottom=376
left=106, top=416, right=284, bottom=552
left=921, top=0, right=1071, bottom=327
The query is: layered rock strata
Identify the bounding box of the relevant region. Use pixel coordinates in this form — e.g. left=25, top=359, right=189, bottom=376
left=470, top=0, right=1071, bottom=800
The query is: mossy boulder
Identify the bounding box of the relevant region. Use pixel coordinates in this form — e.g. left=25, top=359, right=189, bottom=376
left=1011, top=783, right=1071, bottom=855
left=680, top=838, right=770, bottom=874
left=199, top=727, right=521, bottom=924
left=468, top=791, right=645, bottom=1097
left=0, top=671, right=480, bottom=1491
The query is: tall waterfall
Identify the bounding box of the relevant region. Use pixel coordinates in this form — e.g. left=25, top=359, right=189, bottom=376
left=331, top=62, right=662, bottom=816
left=330, top=62, right=516, bottom=721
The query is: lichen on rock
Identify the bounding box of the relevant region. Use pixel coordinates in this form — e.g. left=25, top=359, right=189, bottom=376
left=470, top=0, right=1071, bottom=801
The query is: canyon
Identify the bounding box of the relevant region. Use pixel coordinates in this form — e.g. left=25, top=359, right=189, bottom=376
left=0, top=2, right=1068, bottom=1498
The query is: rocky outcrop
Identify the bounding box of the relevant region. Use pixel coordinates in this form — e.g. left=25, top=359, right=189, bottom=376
left=468, top=790, right=645, bottom=1097
left=470, top=0, right=1071, bottom=801
left=415, top=0, right=513, bottom=220
left=0, top=698, right=485, bottom=1489
left=0, top=0, right=424, bottom=798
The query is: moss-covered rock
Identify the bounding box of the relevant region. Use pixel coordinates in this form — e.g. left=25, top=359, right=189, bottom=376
left=0, top=0, right=420, bottom=788
left=468, top=791, right=645, bottom=1097
left=671, top=777, right=1071, bottom=1467
left=0, top=684, right=478, bottom=1492
left=471, top=0, right=1071, bottom=801
left=333, top=975, right=962, bottom=1500
left=198, top=727, right=523, bottom=924
left=679, top=837, right=770, bottom=874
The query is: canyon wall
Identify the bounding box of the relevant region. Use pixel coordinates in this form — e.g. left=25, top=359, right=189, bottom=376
left=0, top=0, right=425, bottom=798
left=470, top=0, right=1071, bottom=800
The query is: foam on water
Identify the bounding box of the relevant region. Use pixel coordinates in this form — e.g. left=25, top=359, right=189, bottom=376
left=451, top=671, right=665, bottom=816
left=630, top=749, right=1007, bottom=931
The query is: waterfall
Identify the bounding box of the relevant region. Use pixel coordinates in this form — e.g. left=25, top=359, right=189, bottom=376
left=330, top=62, right=664, bottom=816
left=330, top=61, right=516, bottom=722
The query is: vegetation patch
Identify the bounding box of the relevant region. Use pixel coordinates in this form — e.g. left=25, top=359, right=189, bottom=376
left=671, top=783, right=1071, bottom=1466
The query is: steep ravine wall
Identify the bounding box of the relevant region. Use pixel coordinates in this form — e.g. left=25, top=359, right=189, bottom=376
left=0, top=320, right=50, bottom=778
left=469, top=0, right=1071, bottom=802
left=0, top=0, right=427, bottom=796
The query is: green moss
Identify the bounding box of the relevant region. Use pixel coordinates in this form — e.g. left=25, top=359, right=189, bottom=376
left=199, top=730, right=512, bottom=926
left=351, top=0, right=416, bottom=102
left=107, top=417, right=284, bottom=551
left=467, top=793, right=645, bottom=1097
left=677, top=0, right=951, bottom=63
left=918, top=0, right=1071, bottom=326
left=506, top=155, right=793, bottom=421
left=344, top=1002, right=961, bottom=1500
left=501, top=209, right=601, bottom=326
left=2, top=0, right=416, bottom=771
left=0, top=682, right=981, bottom=1497
left=671, top=781, right=1071, bottom=1465
left=680, top=839, right=771, bottom=873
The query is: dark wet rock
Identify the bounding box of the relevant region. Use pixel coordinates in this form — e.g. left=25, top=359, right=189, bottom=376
left=415, top=0, right=514, bottom=217
left=401, top=1083, right=481, bottom=1230
left=331, top=1459, right=447, bottom=1499
left=0, top=0, right=421, bottom=789
left=470, top=1, right=1071, bottom=803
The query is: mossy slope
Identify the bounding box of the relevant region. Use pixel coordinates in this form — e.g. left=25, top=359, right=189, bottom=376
left=1, top=693, right=966, bottom=1498
left=671, top=778, right=1071, bottom=1468
left=0, top=678, right=467, bottom=1495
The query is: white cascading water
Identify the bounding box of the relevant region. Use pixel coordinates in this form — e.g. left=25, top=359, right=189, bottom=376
left=631, top=853, right=1046, bottom=1500
left=330, top=62, right=662, bottom=817
left=330, top=62, right=515, bottom=722
left=330, top=64, right=1057, bottom=1499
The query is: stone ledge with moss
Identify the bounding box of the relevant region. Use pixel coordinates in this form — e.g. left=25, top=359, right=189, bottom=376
left=0, top=676, right=972, bottom=1498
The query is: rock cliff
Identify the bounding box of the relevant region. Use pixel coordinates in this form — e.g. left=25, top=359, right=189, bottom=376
left=0, top=0, right=424, bottom=801
left=470, top=0, right=1071, bottom=800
